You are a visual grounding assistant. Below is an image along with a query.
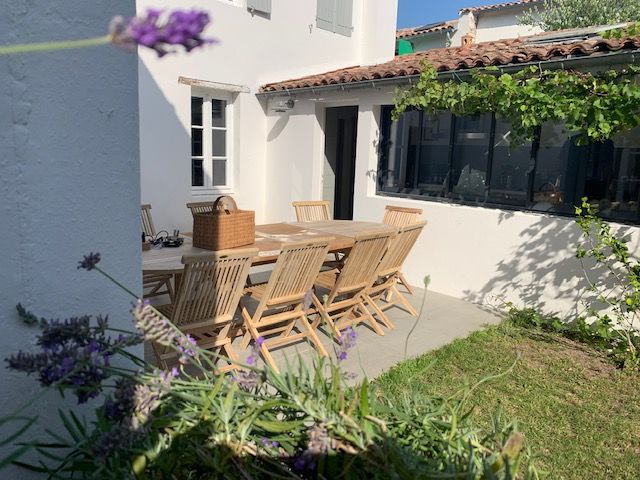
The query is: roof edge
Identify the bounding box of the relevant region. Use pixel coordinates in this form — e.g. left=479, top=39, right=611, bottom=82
left=257, top=48, right=640, bottom=97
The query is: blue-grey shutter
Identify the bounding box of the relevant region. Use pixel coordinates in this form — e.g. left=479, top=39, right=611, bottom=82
left=316, top=0, right=335, bottom=33
left=247, top=0, right=271, bottom=14
left=335, top=0, right=353, bottom=37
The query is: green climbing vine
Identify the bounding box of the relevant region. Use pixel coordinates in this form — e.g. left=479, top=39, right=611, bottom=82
left=393, top=63, right=640, bottom=144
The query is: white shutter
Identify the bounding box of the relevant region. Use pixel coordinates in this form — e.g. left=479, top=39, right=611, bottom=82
left=335, top=0, right=353, bottom=37
left=316, top=0, right=335, bottom=33
left=247, top=0, right=271, bottom=14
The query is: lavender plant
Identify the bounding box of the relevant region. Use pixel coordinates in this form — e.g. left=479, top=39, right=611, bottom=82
left=2, top=253, right=538, bottom=479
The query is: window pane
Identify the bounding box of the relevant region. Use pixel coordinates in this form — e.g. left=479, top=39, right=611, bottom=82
left=583, top=127, right=640, bottom=222
left=191, top=97, right=203, bottom=126
left=212, top=99, right=226, bottom=128
left=532, top=123, right=585, bottom=214
left=212, top=129, right=226, bottom=157
left=450, top=114, right=492, bottom=201
left=191, top=128, right=203, bottom=156
left=487, top=118, right=532, bottom=206
left=212, top=159, right=226, bottom=186
left=417, top=112, right=452, bottom=197
left=377, top=108, right=421, bottom=194
left=192, top=159, right=204, bottom=186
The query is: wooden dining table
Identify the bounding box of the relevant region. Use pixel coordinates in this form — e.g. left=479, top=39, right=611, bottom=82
left=142, top=220, right=397, bottom=275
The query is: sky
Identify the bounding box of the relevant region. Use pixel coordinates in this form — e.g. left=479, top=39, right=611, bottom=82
left=397, top=0, right=505, bottom=28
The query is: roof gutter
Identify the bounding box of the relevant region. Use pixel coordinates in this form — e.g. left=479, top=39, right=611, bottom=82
left=256, top=49, right=640, bottom=98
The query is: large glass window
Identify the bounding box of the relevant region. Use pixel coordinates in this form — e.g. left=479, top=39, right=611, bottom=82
left=450, top=114, right=492, bottom=202
left=378, top=107, right=451, bottom=198
left=585, top=127, right=640, bottom=222
left=488, top=118, right=533, bottom=206
left=190, top=93, right=232, bottom=191
left=377, top=106, right=640, bottom=223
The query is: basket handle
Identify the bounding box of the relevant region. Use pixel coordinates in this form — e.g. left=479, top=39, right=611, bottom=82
left=213, top=195, right=238, bottom=215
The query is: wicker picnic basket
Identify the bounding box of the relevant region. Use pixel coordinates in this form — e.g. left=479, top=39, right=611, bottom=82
left=192, top=196, right=255, bottom=250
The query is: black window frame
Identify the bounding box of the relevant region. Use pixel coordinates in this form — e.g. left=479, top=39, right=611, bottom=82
left=376, top=105, right=640, bottom=225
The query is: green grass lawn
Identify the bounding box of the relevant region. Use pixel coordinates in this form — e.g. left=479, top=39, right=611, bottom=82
left=374, top=324, right=640, bottom=479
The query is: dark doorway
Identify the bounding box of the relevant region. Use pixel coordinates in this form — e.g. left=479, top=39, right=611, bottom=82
left=323, top=106, right=358, bottom=220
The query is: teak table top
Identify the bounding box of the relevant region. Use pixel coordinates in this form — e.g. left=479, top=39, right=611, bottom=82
left=142, top=220, right=396, bottom=274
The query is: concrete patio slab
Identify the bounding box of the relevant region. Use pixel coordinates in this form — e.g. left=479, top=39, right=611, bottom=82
left=250, top=287, right=501, bottom=382
left=146, top=286, right=501, bottom=381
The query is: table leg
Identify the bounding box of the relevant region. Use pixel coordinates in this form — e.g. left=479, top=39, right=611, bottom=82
left=173, top=273, right=183, bottom=297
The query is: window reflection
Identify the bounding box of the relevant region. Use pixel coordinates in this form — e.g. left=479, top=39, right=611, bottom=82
left=450, top=114, right=492, bottom=201
left=417, top=112, right=451, bottom=197
left=488, top=119, right=532, bottom=206
left=585, top=127, right=640, bottom=222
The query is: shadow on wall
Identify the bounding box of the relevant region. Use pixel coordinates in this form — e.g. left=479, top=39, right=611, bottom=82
left=463, top=213, right=636, bottom=319
left=138, top=60, right=191, bottom=233
left=267, top=113, right=289, bottom=142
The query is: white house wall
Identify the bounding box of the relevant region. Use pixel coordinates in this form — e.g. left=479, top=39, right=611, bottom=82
left=265, top=87, right=640, bottom=316
left=451, top=7, right=542, bottom=46
left=474, top=8, right=542, bottom=43
left=138, top=0, right=397, bottom=233
left=0, top=1, right=140, bottom=474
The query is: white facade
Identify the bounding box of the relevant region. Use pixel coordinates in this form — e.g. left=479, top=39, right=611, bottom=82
left=0, top=0, right=140, bottom=474
left=263, top=83, right=640, bottom=317
left=139, top=0, right=636, bottom=321
left=138, top=0, right=398, bottom=233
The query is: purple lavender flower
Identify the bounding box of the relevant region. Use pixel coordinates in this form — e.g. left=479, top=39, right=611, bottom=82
left=245, top=336, right=264, bottom=366
left=110, top=9, right=216, bottom=57
left=5, top=314, right=140, bottom=403
left=260, top=437, right=279, bottom=448
left=336, top=327, right=357, bottom=362
left=233, top=369, right=263, bottom=391
left=234, top=336, right=265, bottom=390
left=78, top=252, right=101, bottom=271
left=95, top=369, right=177, bottom=459
left=131, top=300, right=198, bottom=364
left=292, top=424, right=333, bottom=473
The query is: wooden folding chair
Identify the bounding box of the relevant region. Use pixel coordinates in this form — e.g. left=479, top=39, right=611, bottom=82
left=310, top=230, right=395, bottom=338
left=363, top=221, right=427, bottom=329
left=292, top=200, right=332, bottom=222
left=141, top=204, right=174, bottom=301
left=186, top=201, right=215, bottom=218
left=240, top=238, right=332, bottom=373
left=141, top=204, right=156, bottom=237
left=382, top=205, right=423, bottom=227
left=155, top=248, right=257, bottom=373
left=381, top=205, right=424, bottom=295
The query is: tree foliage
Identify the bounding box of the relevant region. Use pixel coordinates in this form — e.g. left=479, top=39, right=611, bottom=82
left=519, top=0, right=640, bottom=31
left=393, top=63, right=640, bottom=144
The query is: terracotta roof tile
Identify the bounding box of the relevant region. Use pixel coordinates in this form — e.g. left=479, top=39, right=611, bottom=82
left=459, top=0, right=539, bottom=14
left=260, top=35, right=640, bottom=93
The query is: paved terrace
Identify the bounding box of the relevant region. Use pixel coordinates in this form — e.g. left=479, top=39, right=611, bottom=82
left=148, top=288, right=501, bottom=380
left=267, top=288, right=501, bottom=382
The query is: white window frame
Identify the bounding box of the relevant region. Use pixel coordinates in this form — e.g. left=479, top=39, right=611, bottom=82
left=190, top=88, right=235, bottom=195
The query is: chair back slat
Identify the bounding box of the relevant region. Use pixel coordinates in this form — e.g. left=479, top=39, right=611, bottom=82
left=171, top=249, right=256, bottom=327
left=382, top=205, right=423, bottom=227
left=378, top=221, right=426, bottom=278
left=329, top=231, right=395, bottom=301
left=141, top=204, right=156, bottom=237
left=257, top=238, right=331, bottom=311
left=292, top=201, right=332, bottom=222
left=186, top=201, right=215, bottom=218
